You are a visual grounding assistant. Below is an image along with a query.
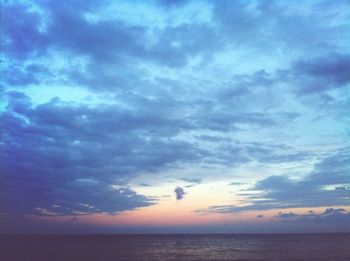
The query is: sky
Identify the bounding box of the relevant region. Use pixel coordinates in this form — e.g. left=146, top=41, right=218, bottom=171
left=0, top=0, right=350, bottom=234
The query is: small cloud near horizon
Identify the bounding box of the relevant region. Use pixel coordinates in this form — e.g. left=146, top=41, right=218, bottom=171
left=174, top=187, right=186, bottom=200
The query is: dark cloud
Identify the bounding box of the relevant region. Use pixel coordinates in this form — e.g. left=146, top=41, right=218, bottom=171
left=139, top=183, right=152, bottom=187
left=0, top=172, right=155, bottom=216
left=292, top=53, right=350, bottom=95
left=335, top=186, right=350, bottom=191
left=257, top=214, right=264, bottom=218
left=174, top=187, right=185, bottom=200
left=0, top=3, right=48, bottom=59
left=275, top=208, right=350, bottom=226
left=70, top=217, right=79, bottom=222
left=276, top=212, right=298, bottom=218
left=294, top=54, right=350, bottom=84
left=0, top=63, right=50, bottom=87
left=323, top=208, right=346, bottom=215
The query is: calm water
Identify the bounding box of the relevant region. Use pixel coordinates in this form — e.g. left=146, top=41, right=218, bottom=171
left=1, top=233, right=350, bottom=261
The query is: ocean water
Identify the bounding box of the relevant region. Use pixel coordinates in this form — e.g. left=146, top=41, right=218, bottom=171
left=1, top=233, right=350, bottom=261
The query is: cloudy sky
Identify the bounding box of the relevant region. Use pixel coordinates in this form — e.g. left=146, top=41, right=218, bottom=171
left=1, top=0, right=349, bottom=234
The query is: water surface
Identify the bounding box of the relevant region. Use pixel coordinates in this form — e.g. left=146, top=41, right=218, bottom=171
left=1, top=233, right=349, bottom=261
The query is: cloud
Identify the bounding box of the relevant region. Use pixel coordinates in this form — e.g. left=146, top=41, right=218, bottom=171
left=213, top=0, right=350, bottom=55
left=180, top=178, right=202, bottom=188
left=276, top=212, right=298, bottom=218
left=335, top=186, right=350, bottom=191
left=139, top=183, right=152, bottom=187
left=174, top=187, right=185, bottom=200
left=257, top=214, right=264, bottom=218
left=229, top=182, right=244, bottom=186
left=180, top=178, right=202, bottom=184
left=323, top=208, right=346, bottom=215
left=199, top=148, right=350, bottom=214
left=260, top=208, right=350, bottom=231
left=292, top=53, right=350, bottom=95
left=2, top=94, right=218, bottom=215
left=1, top=1, right=222, bottom=70
left=158, top=0, right=189, bottom=8
left=1, top=2, right=48, bottom=59
left=0, top=91, right=316, bottom=217
left=275, top=208, right=350, bottom=224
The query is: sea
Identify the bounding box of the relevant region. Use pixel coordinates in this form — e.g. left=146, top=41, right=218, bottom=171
left=1, top=233, right=350, bottom=261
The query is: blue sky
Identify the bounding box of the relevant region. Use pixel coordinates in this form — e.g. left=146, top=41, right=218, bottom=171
left=0, top=0, right=350, bottom=233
